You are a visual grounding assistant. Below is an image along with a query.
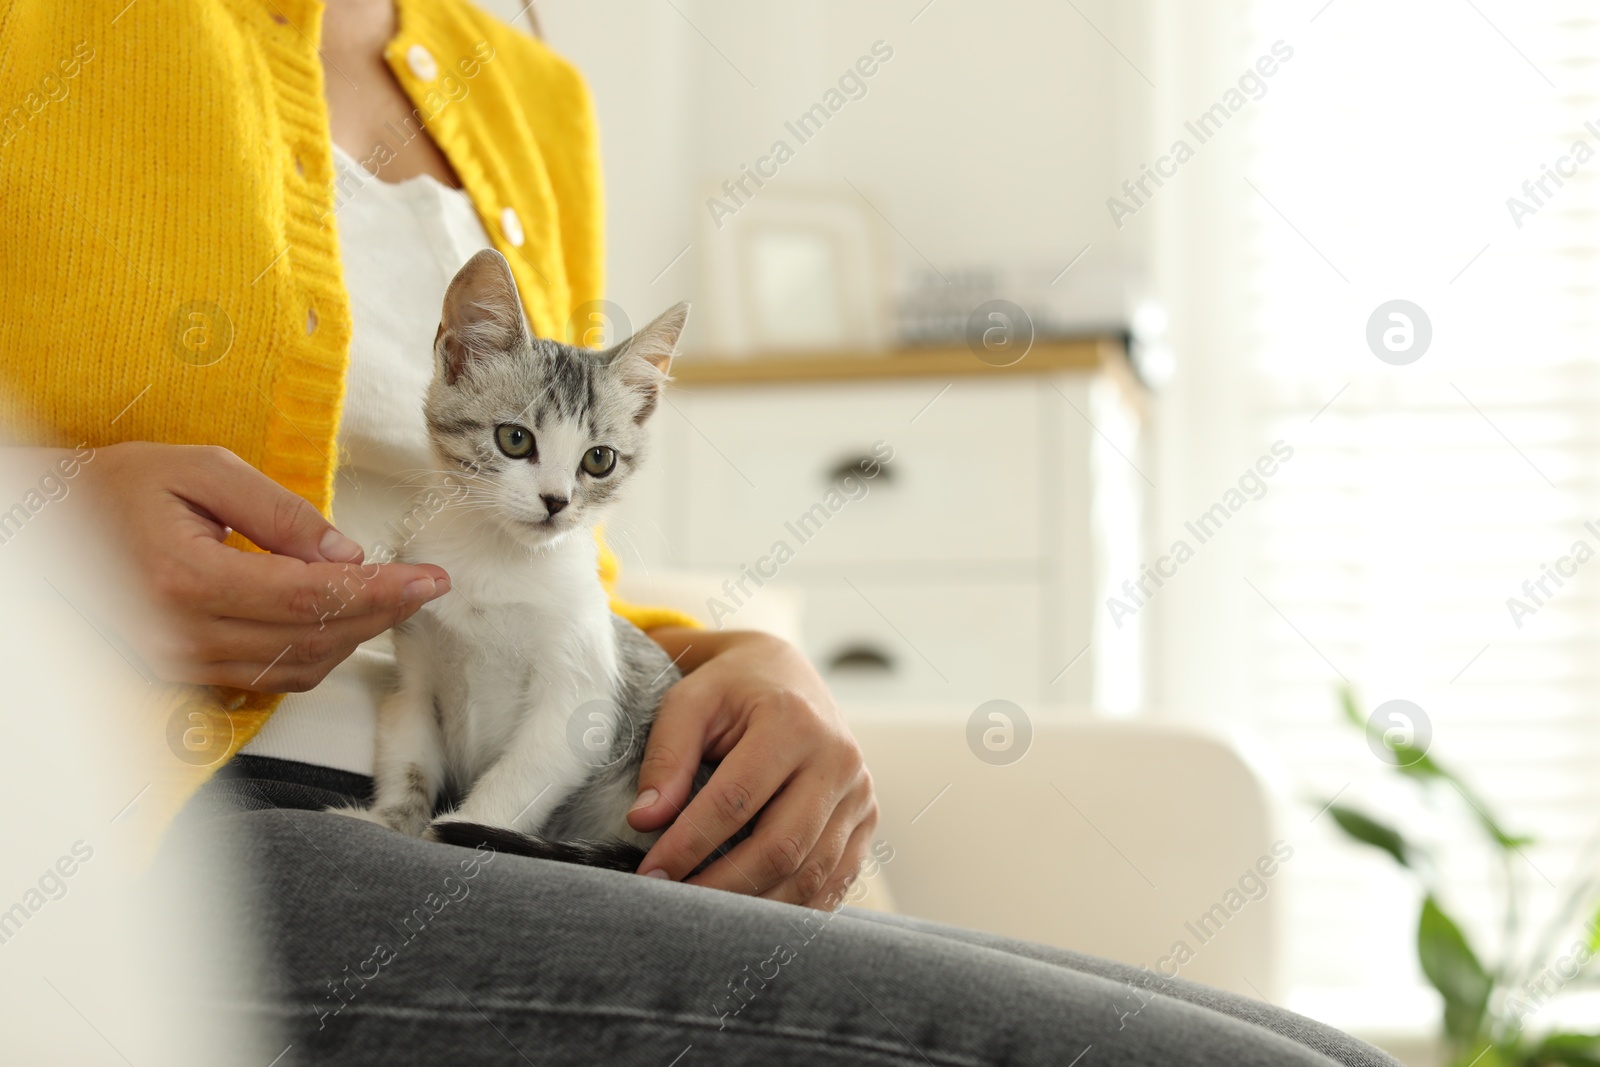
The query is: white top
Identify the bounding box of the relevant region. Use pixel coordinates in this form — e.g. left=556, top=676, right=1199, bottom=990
left=241, top=144, right=494, bottom=774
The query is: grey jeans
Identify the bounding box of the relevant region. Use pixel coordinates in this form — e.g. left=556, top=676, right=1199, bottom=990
left=177, top=756, right=1400, bottom=1067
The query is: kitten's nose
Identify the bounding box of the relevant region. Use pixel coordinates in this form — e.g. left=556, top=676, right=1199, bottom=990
left=541, top=494, right=569, bottom=517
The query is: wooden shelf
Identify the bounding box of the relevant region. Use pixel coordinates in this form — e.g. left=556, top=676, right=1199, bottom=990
left=670, top=336, right=1129, bottom=386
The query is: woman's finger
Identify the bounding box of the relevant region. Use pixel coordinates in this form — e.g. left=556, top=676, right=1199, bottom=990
left=743, top=783, right=855, bottom=905
left=806, top=809, right=877, bottom=912
left=170, top=544, right=448, bottom=625
left=171, top=445, right=366, bottom=564
left=635, top=726, right=794, bottom=884
left=173, top=603, right=429, bottom=670
left=689, top=768, right=837, bottom=897
left=627, top=671, right=728, bottom=835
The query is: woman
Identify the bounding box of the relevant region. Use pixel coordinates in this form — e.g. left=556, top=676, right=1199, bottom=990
left=0, top=0, right=1396, bottom=1062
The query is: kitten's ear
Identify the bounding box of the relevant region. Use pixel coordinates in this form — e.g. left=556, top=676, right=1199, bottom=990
left=610, top=301, right=689, bottom=423
left=622, top=301, right=689, bottom=375
left=436, top=249, right=528, bottom=384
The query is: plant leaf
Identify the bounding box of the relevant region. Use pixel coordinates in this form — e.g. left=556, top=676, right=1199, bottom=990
left=1394, top=747, right=1447, bottom=780
left=1437, top=775, right=1536, bottom=851
left=1449, top=1040, right=1515, bottom=1067
left=1327, top=803, right=1411, bottom=868
left=1338, top=685, right=1363, bottom=729
left=1334, top=685, right=1533, bottom=848
left=1417, top=895, right=1491, bottom=1046
left=1527, top=1033, right=1600, bottom=1067
left=1387, top=735, right=1534, bottom=850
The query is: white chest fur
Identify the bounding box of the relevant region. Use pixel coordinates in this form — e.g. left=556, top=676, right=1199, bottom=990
left=378, top=518, right=621, bottom=833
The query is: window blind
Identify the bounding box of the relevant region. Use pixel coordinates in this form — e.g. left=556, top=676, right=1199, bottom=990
left=1230, top=0, right=1600, bottom=1015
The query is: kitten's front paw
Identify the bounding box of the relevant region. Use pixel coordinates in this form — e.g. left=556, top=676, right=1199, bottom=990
left=326, top=804, right=429, bottom=836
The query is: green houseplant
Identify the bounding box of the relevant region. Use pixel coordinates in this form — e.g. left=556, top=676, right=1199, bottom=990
left=1322, top=689, right=1600, bottom=1067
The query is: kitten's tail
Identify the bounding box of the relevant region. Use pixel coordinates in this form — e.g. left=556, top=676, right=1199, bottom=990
left=428, top=820, right=646, bottom=873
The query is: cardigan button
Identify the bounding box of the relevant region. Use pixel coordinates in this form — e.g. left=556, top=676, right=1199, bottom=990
left=406, top=44, right=438, bottom=81
left=501, top=206, right=525, bottom=247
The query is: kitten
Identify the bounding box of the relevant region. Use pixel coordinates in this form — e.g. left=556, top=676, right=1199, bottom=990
left=335, top=248, right=724, bottom=872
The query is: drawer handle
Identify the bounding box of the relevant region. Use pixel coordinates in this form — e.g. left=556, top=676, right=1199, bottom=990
left=826, top=455, right=896, bottom=486
left=827, top=644, right=896, bottom=673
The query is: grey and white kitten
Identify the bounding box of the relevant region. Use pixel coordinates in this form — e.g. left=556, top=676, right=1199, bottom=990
left=336, top=248, right=717, bottom=871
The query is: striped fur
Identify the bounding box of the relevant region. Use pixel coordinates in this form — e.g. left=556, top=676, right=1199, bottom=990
left=331, top=250, right=717, bottom=874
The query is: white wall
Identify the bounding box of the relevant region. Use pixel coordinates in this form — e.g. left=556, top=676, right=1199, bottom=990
left=509, top=0, right=1153, bottom=348
left=1141, top=0, right=1259, bottom=726
left=482, top=1, right=1233, bottom=713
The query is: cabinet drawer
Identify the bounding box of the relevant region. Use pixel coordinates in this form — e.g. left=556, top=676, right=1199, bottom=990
left=799, top=580, right=1042, bottom=704
left=672, top=378, right=1042, bottom=569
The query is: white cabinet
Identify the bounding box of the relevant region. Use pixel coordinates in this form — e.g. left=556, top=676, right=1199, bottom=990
left=797, top=580, right=1044, bottom=704
left=674, top=379, right=1043, bottom=568
left=608, top=343, right=1144, bottom=711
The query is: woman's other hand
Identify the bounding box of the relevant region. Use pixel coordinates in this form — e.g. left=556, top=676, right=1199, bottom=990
left=629, top=629, right=879, bottom=910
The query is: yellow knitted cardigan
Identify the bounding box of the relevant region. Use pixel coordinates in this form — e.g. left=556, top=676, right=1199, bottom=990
left=0, top=0, right=694, bottom=833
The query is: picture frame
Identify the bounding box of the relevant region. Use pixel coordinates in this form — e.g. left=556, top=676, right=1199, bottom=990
left=699, top=184, right=892, bottom=356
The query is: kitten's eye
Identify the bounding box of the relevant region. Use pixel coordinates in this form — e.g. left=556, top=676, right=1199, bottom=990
left=495, top=424, right=536, bottom=459
left=581, top=446, right=617, bottom=477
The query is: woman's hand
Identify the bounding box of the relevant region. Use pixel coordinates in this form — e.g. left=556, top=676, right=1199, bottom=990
left=74, top=442, right=450, bottom=692
left=628, top=628, right=878, bottom=910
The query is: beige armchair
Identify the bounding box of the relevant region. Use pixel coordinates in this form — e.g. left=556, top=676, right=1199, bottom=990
left=614, top=572, right=1281, bottom=999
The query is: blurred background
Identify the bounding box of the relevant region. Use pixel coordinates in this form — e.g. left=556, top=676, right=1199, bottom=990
left=473, top=1, right=1600, bottom=1063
